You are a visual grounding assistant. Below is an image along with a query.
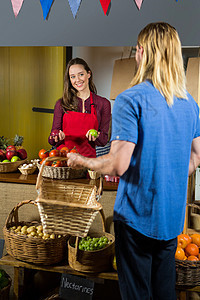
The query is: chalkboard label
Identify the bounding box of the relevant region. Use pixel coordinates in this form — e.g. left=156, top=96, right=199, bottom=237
left=0, top=239, right=4, bottom=259
left=59, top=274, right=94, bottom=300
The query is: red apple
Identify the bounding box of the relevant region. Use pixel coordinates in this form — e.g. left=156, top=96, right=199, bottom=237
left=6, top=145, right=16, bottom=152
left=51, top=129, right=59, bottom=138
left=6, top=150, right=17, bottom=161
left=17, top=149, right=27, bottom=160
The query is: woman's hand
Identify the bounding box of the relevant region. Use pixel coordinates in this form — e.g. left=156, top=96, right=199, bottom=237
left=50, top=130, right=65, bottom=143
left=86, top=130, right=100, bottom=142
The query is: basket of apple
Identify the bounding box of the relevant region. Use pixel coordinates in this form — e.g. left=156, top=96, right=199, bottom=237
left=0, top=145, right=27, bottom=173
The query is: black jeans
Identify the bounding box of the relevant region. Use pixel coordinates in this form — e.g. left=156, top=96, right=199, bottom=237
left=114, top=221, right=177, bottom=300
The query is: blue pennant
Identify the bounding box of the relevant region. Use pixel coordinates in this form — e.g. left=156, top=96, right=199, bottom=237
left=68, top=0, right=82, bottom=18
left=40, top=0, right=54, bottom=20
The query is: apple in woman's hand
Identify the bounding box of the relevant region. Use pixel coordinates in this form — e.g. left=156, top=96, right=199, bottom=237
left=51, top=129, right=59, bottom=138
left=89, top=129, right=98, bottom=138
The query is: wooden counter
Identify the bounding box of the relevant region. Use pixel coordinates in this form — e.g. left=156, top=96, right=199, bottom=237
left=0, top=171, right=118, bottom=191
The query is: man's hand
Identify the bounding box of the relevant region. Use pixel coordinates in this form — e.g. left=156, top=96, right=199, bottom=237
left=67, top=153, right=86, bottom=169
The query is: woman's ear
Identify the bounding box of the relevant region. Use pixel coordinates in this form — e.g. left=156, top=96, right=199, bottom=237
left=87, top=71, right=91, bottom=79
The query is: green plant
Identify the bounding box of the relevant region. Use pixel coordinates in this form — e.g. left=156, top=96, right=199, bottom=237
left=0, top=136, right=10, bottom=150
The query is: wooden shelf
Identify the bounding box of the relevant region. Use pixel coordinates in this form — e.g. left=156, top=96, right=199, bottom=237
left=0, top=254, right=118, bottom=299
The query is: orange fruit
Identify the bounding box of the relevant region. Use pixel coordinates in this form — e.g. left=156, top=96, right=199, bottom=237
left=175, top=247, right=185, bottom=260
left=191, top=234, right=200, bottom=247
left=185, top=243, right=199, bottom=257
left=187, top=255, right=199, bottom=261
left=177, top=234, right=192, bottom=249
left=60, top=147, right=69, bottom=153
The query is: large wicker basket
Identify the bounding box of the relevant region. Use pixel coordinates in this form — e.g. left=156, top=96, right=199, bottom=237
left=0, top=159, right=27, bottom=173
left=3, top=200, right=68, bottom=265
left=0, top=274, right=11, bottom=300
left=176, top=203, right=200, bottom=286
left=36, top=165, right=104, bottom=237
left=37, top=156, right=87, bottom=180
left=68, top=229, right=115, bottom=273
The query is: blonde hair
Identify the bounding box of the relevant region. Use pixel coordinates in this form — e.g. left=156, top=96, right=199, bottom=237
left=130, top=22, right=187, bottom=106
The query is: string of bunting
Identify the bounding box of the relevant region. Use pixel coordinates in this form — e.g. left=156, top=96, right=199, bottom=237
left=10, top=0, right=178, bottom=19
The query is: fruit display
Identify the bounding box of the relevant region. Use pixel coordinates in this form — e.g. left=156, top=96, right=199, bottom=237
left=175, top=233, right=200, bottom=261
left=0, top=145, right=27, bottom=163
left=78, top=236, right=110, bottom=251
left=8, top=224, right=62, bottom=240
left=38, top=147, right=78, bottom=167
left=0, top=134, right=27, bottom=163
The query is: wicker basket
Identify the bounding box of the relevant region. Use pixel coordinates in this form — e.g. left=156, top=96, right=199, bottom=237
left=176, top=203, right=200, bottom=286
left=68, top=230, right=115, bottom=273
left=37, top=156, right=87, bottom=180
left=36, top=168, right=103, bottom=237
left=0, top=275, right=11, bottom=300
left=18, top=166, right=37, bottom=175
left=3, top=200, right=68, bottom=265
left=0, top=159, right=27, bottom=173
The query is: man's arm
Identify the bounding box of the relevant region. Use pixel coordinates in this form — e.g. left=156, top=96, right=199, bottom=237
left=67, top=140, right=136, bottom=177
left=189, top=136, right=200, bottom=176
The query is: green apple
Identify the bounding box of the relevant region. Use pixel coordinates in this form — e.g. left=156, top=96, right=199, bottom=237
left=89, top=129, right=98, bottom=138
left=2, top=159, right=10, bottom=163
left=11, top=156, right=21, bottom=162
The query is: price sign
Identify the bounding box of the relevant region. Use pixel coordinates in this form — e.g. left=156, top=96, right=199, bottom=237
left=0, top=239, right=4, bottom=259
left=59, top=274, right=94, bottom=300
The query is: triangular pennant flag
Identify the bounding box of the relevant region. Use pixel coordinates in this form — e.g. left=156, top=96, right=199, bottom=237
left=135, top=0, right=143, bottom=10
left=40, top=0, right=54, bottom=20
left=99, top=0, right=111, bottom=15
left=68, top=0, right=82, bottom=18
left=11, top=0, right=24, bottom=17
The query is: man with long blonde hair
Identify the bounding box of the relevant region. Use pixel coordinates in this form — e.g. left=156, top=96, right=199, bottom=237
left=67, top=23, right=200, bottom=299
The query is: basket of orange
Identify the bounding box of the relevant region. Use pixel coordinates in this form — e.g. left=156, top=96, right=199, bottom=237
left=37, top=148, right=87, bottom=180
left=175, top=204, right=200, bottom=286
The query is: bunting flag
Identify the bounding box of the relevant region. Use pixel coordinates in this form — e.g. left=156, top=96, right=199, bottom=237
left=40, top=0, right=54, bottom=20
left=134, top=0, right=143, bottom=10
left=11, top=0, right=24, bottom=17
left=68, top=0, right=82, bottom=18
left=99, top=0, right=111, bottom=15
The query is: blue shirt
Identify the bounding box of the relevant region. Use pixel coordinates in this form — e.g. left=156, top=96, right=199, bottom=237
left=111, top=81, right=200, bottom=240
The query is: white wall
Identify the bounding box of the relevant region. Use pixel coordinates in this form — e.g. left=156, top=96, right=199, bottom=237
left=73, top=47, right=125, bottom=111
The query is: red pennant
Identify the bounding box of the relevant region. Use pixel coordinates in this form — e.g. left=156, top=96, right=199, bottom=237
left=99, top=0, right=111, bottom=15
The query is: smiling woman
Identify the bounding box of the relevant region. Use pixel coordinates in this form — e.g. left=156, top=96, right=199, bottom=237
left=48, top=57, right=111, bottom=158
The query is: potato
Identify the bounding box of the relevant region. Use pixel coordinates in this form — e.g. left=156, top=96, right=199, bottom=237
left=27, top=226, right=36, bottom=234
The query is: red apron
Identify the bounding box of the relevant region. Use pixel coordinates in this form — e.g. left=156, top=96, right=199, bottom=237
left=57, top=92, right=98, bottom=158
